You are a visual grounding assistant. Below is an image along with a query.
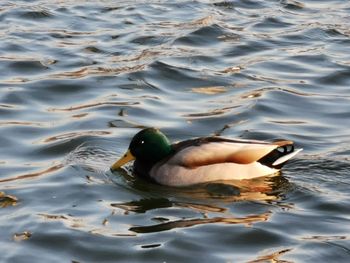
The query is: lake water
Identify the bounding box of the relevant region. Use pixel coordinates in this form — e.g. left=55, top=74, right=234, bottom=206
left=1, top=0, right=350, bottom=262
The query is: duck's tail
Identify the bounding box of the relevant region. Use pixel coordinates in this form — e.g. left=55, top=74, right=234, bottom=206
left=258, top=142, right=302, bottom=169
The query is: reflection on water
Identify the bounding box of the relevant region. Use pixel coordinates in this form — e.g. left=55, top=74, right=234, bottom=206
left=105, top=172, right=290, bottom=233
left=0, top=163, right=63, bottom=183
left=121, top=174, right=291, bottom=203
left=13, top=231, right=32, bottom=242
left=0, top=191, right=18, bottom=208
left=129, top=212, right=271, bottom=234
left=247, top=248, right=292, bottom=263
left=1, top=0, right=350, bottom=262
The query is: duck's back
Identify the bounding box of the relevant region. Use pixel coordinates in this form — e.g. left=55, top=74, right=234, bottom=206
left=149, top=137, right=300, bottom=186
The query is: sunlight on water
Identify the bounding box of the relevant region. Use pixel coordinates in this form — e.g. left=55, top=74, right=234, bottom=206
left=1, top=0, right=350, bottom=262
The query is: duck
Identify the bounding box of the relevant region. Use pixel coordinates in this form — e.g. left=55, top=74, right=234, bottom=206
left=110, top=128, right=302, bottom=187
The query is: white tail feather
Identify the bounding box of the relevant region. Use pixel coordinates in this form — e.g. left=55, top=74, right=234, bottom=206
left=272, top=148, right=303, bottom=166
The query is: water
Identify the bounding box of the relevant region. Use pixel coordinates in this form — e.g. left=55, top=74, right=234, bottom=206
left=1, top=0, right=350, bottom=262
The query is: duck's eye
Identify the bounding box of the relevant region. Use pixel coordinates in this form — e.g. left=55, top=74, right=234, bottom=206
left=140, top=140, right=145, bottom=145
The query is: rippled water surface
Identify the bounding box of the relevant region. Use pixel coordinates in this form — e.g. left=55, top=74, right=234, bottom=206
left=1, top=0, right=350, bottom=262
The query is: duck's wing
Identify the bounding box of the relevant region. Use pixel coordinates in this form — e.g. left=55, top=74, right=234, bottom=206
left=171, top=137, right=297, bottom=168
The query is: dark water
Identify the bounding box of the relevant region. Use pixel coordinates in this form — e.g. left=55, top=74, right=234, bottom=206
left=1, top=0, right=350, bottom=262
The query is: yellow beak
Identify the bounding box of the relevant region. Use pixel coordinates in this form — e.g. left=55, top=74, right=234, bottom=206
left=111, top=150, right=135, bottom=171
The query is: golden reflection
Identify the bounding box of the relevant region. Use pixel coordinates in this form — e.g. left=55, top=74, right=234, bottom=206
left=189, top=15, right=214, bottom=27
left=0, top=192, right=18, bottom=208
left=156, top=15, right=214, bottom=28
left=0, top=121, right=44, bottom=127
left=57, top=40, right=95, bottom=47
left=156, top=15, right=214, bottom=29
left=49, top=28, right=97, bottom=36
left=247, top=248, right=293, bottom=263
left=41, top=130, right=111, bottom=143
left=129, top=178, right=282, bottom=205
left=111, top=198, right=172, bottom=213
left=111, top=175, right=290, bottom=234
left=110, top=50, right=161, bottom=63
left=129, top=212, right=271, bottom=233
left=4, top=77, right=30, bottom=83
left=301, top=235, right=347, bottom=241
left=4, top=63, right=147, bottom=83
left=190, top=179, right=280, bottom=202
left=49, top=100, right=139, bottom=112
left=175, top=202, right=227, bottom=213
left=239, top=86, right=317, bottom=100
left=112, top=198, right=229, bottom=215
left=38, top=212, right=135, bottom=237
left=270, top=120, right=306, bottom=125
left=13, top=231, right=32, bottom=242
left=0, top=163, right=63, bottom=183
left=33, top=174, right=289, bottom=236
left=120, top=171, right=289, bottom=203
left=48, top=64, right=146, bottom=79
left=0, top=55, right=48, bottom=63
left=281, top=45, right=324, bottom=56
left=191, top=86, right=227, bottom=95
left=71, top=113, right=89, bottom=119
left=219, top=66, right=241, bottom=74
left=39, top=213, right=84, bottom=228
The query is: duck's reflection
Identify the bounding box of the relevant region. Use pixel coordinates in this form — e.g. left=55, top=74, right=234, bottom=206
left=112, top=197, right=271, bottom=234
left=110, top=174, right=292, bottom=234
left=129, top=212, right=271, bottom=234
left=115, top=169, right=291, bottom=202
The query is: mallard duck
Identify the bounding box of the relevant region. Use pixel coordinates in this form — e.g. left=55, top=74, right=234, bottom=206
left=110, top=128, right=302, bottom=187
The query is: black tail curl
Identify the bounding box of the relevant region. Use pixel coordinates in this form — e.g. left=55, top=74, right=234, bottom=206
left=258, top=143, right=295, bottom=169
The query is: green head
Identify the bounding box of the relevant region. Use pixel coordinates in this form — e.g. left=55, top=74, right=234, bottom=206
left=129, top=128, right=172, bottom=163
left=111, top=128, right=172, bottom=170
